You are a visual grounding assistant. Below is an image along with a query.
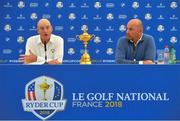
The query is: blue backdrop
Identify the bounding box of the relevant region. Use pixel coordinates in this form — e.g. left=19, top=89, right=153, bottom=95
left=0, top=0, right=179, bottom=64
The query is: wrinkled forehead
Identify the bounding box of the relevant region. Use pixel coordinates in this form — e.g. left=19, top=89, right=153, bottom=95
left=37, top=20, right=51, bottom=28
left=127, top=21, right=140, bottom=30
left=127, top=21, right=137, bottom=26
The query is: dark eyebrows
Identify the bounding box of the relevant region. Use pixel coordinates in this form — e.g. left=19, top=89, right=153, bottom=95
left=127, top=27, right=134, bottom=31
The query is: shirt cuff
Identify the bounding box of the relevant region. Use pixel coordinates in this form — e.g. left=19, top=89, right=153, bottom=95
left=27, top=61, right=45, bottom=65
left=34, top=56, right=45, bottom=64
left=139, top=61, right=143, bottom=64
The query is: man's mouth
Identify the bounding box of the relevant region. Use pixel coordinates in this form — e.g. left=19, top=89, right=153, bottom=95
left=44, top=34, right=48, bottom=36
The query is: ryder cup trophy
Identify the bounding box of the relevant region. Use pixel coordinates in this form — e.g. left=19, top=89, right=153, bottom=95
left=39, top=80, right=51, bottom=100
left=76, top=25, right=95, bottom=64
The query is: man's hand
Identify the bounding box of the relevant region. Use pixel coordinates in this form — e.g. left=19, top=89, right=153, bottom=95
left=47, top=59, right=61, bottom=64
left=19, top=50, right=37, bottom=64
left=143, top=60, right=154, bottom=64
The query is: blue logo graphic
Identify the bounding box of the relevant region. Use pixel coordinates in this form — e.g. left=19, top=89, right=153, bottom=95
left=22, top=76, right=66, bottom=120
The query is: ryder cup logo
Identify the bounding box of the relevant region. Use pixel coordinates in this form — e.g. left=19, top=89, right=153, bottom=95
left=145, top=13, right=152, bottom=20
left=56, top=2, right=63, bottom=9
left=170, top=2, right=177, bottom=9
left=119, top=25, right=126, bottom=32
left=94, top=2, right=101, bottom=9
left=22, top=76, right=66, bottom=120
left=18, top=1, right=25, bottom=9
left=4, top=24, right=11, bottom=32
left=132, top=2, right=139, bottom=9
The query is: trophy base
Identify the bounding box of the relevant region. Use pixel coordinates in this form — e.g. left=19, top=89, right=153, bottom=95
left=42, top=98, right=47, bottom=101
left=80, top=52, right=92, bottom=65
left=80, top=61, right=92, bottom=64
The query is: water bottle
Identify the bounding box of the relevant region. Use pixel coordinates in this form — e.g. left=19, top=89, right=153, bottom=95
left=164, top=45, right=169, bottom=64
left=169, top=46, right=176, bottom=64
left=157, top=49, right=164, bottom=64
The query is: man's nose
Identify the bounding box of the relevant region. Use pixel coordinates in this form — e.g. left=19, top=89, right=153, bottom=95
left=43, top=28, right=48, bottom=33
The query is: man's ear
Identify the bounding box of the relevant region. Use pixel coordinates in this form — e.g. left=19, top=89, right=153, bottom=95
left=138, top=29, right=142, bottom=35
left=140, top=27, right=143, bottom=33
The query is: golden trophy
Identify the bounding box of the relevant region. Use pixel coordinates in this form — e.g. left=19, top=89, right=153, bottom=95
left=39, top=79, right=51, bottom=100
left=76, top=25, right=95, bottom=64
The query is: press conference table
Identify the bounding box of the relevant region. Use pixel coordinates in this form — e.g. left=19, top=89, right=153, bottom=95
left=0, top=65, right=179, bottom=120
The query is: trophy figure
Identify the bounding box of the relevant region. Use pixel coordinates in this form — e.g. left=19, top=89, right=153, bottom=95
left=76, top=25, right=95, bottom=64
left=39, top=79, right=51, bottom=100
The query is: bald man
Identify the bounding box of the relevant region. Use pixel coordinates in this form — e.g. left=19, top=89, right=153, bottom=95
left=115, top=19, right=156, bottom=64
left=19, top=19, right=64, bottom=64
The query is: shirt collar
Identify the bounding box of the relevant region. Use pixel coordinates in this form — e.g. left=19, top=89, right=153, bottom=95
left=37, top=34, right=53, bottom=44
left=129, top=33, right=143, bottom=46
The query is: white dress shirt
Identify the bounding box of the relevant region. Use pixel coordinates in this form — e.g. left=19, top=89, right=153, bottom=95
left=25, top=34, right=64, bottom=64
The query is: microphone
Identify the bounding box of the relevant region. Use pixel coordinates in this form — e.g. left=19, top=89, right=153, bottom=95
left=44, top=42, right=47, bottom=61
